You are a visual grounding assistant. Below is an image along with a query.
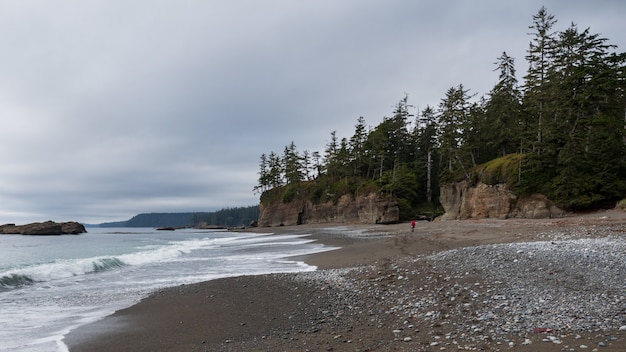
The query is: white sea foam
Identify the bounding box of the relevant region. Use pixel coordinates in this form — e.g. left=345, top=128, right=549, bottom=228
left=0, top=228, right=335, bottom=352
left=115, top=237, right=218, bottom=266
left=0, top=237, right=223, bottom=289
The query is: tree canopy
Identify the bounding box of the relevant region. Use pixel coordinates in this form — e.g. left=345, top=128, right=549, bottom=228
left=256, top=7, right=626, bottom=219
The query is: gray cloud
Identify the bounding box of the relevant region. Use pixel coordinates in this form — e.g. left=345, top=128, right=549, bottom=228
left=0, top=0, right=624, bottom=224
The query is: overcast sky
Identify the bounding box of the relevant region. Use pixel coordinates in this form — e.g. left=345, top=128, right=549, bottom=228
left=0, top=1, right=624, bottom=224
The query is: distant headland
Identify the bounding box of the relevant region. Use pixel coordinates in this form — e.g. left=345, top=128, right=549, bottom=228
left=96, top=206, right=259, bottom=229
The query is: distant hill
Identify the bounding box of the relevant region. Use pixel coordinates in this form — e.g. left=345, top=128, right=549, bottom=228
left=98, top=206, right=259, bottom=228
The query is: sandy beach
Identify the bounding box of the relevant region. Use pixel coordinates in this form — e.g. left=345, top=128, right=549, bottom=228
left=65, top=209, right=626, bottom=351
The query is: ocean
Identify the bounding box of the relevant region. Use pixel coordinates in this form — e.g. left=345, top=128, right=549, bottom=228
left=0, top=227, right=335, bottom=352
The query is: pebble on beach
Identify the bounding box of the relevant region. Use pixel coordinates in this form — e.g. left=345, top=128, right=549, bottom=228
left=284, top=229, right=626, bottom=350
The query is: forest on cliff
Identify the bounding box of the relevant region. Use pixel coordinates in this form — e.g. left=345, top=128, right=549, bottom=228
left=255, top=7, right=626, bottom=220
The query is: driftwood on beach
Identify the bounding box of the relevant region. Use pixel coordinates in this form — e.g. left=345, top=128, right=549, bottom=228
left=0, top=221, right=86, bottom=235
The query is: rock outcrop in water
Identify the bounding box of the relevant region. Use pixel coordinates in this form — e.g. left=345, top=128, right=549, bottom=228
left=0, top=221, right=86, bottom=235
left=258, top=192, right=399, bottom=227
left=439, top=180, right=565, bottom=220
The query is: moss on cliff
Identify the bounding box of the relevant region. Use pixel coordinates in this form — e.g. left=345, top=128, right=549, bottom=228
left=473, top=153, right=525, bottom=186
left=260, top=178, right=382, bottom=207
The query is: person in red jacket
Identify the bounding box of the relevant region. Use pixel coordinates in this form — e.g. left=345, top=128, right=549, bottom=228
left=411, top=219, right=416, bottom=232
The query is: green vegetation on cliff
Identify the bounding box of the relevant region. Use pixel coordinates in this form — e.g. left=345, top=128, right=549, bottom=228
left=475, top=154, right=524, bottom=186
left=256, top=7, right=626, bottom=218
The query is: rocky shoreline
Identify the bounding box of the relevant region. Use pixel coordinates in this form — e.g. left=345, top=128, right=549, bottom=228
left=0, top=221, right=86, bottom=235
left=66, top=209, right=626, bottom=351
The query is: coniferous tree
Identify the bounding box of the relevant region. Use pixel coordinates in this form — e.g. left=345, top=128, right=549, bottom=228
left=365, top=120, right=390, bottom=179
left=390, top=95, right=413, bottom=165
left=547, top=23, right=626, bottom=207
left=267, top=151, right=283, bottom=188
left=524, top=6, right=557, bottom=152
left=459, top=99, right=487, bottom=168
left=254, top=153, right=270, bottom=194
left=414, top=105, right=439, bottom=203
left=438, top=84, right=472, bottom=178
left=255, top=7, right=626, bottom=217
left=283, top=141, right=303, bottom=184
left=336, top=137, right=351, bottom=178
left=519, top=7, right=560, bottom=194
left=324, top=131, right=339, bottom=179
left=485, top=52, right=523, bottom=159
left=349, top=116, right=368, bottom=176
left=366, top=96, right=413, bottom=182
left=301, top=149, right=312, bottom=181
left=387, top=96, right=412, bottom=193
left=311, top=151, right=323, bottom=179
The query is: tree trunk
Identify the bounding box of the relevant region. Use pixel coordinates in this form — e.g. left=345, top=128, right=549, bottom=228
left=426, top=150, right=432, bottom=203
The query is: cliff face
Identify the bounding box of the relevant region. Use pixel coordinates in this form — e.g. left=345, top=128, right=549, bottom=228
left=439, top=180, right=565, bottom=220
left=258, top=192, right=399, bottom=227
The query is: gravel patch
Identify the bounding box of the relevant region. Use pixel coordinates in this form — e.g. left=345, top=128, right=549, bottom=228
left=281, top=234, right=626, bottom=350
left=411, top=236, right=626, bottom=335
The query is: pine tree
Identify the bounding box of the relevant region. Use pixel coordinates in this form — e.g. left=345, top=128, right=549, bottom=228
left=391, top=95, right=414, bottom=164
left=524, top=6, right=557, bottom=151
left=485, top=51, right=522, bottom=158
left=547, top=23, right=626, bottom=208
left=267, top=151, right=283, bottom=188
left=324, top=131, right=339, bottom=179
left=283, top=141, right=303, bottom=184
left=349, top=116, right=368, bottom=176
left=438, top=84, right=472, bottom=177
left=414, top=105, right=439, bottom=203
left=311, top=151, right=323, bottom=179
left=301, top=149, right=312, bottom=181
left=256, top=7, right=626, bottom=215
left=254, top=153, right=270, bottom=194
left=459, top=100, right=486, bottom=167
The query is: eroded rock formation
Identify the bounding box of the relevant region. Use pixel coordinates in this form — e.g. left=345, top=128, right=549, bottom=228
left=258, top=192, right=399, bottom=227
left=0, top=221, right=86, bottom=235
left=439, top=180, right=565, bottom=220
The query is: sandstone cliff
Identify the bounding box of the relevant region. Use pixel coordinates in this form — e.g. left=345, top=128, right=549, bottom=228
left=439, top=180, right=565, bottom=220
left=0, top=221, right=87, bottom=235
left=258, top=192, right=399, bottom=227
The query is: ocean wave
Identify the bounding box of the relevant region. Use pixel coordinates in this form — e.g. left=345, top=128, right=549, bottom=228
left=0, top=257, right=129, bottom=290
left=0, top=273, right=35, bottom=289
left=92, top=257, right=126, bottom=272
left=0, top=237, right=220, bottom=289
